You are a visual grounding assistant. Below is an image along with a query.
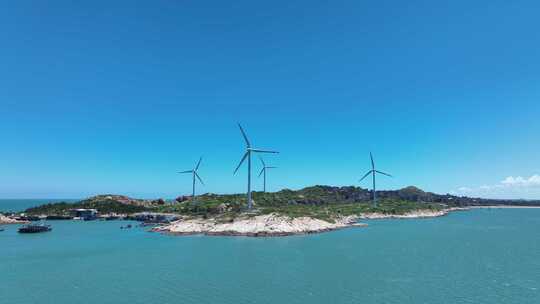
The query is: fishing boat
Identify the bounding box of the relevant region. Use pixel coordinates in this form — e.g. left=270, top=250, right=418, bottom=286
left=18, top=222, right=52, bottom=234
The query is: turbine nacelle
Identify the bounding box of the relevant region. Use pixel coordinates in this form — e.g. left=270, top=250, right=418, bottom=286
left=359, top=152, right=392, bottom=207
left=258, top=166, right=277, bottom=177
left=234, top=125, right=279, bottom=175
left=178, top=157, right=205, bottom=200
left=234, top=124, right=279, bottom=209
left=258, top=155, right=277, bottom=177
left=359, top=170, right=392, bottom=182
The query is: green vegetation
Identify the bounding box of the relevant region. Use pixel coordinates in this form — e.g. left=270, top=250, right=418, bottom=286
left=259, top=200, right=442, bottom=222
left=26, top=184, right=530, bottom=220
left=24, top=199, right=148, bottom=216
left=157, top=196, right=243, bottom=217
left=155, top=187, right=444, bottom=221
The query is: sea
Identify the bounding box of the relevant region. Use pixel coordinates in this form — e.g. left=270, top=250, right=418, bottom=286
left=0, top=199, right=79, bottom=213
left=1, top=200, right=539, bottom=304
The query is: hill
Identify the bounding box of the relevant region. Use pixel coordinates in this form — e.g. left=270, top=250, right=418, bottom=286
left=22, top=185, right=540, bottom=220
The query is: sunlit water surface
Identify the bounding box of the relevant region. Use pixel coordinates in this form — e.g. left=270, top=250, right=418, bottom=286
left=1, top=208, right=539, bottom=304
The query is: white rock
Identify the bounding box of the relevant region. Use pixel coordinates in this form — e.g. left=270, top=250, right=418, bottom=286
left=154, top=213, right=366, bottom=237
left=0, top=214, right=29, bottom=225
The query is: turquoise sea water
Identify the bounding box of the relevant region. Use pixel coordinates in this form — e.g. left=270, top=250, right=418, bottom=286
left=0, top=199, right=78, bottom=212
left=1, top=209, right=539, bottom=304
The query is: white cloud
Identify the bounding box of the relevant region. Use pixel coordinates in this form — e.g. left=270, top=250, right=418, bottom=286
left=501, top=175, right=540, bottom=187
left=456, top=174, right=540, bottom=199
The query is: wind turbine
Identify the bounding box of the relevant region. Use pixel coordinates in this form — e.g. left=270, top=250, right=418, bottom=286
left=178, top=157, right=204, bottom=201
left=258, top=156, right=277, bottom=193
left=234, top=124, right=278, bottom=209
left=359, top=152, right=392, bottom=207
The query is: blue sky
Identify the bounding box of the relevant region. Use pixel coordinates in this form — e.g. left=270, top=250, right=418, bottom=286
left=1, top=1, right=539, bottom=199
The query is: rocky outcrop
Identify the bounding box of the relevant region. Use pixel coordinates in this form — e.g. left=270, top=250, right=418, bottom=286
left=84, top=194, right=148, bottom=206
left=358, top=207, right=469, bottom=219
left=127, top=212, right=180, bottom=223
left=153, top=214, right=367, bottom=237
left=175, top=196, right=192, bottom=203
left=150, top=199, right=166, bottom=205
left=153, top=207, right=472, bottom=237
left=84, top=195, right=167, bottom=207
left=0, top=214, right=30, bottom=225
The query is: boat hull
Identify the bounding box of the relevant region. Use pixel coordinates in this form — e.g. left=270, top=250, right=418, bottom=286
left=18, top=226, right=52, bottom=233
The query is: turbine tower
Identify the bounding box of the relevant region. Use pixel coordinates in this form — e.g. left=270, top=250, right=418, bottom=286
left=234, top=124, right=278, bottom=209
left=178, top=157, right=204, bottom=201
left=258, top=156, right=277, bottom=193
left=359, top=152, right=392, bottom=207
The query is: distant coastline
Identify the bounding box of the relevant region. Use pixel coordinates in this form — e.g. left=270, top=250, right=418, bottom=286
left=469, top=205, right=540, bottom=209
left=2, top=185, right=539, bottom=237
left=0, top=199, right=79, bottom=213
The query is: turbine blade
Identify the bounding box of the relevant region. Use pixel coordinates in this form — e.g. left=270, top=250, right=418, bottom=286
left=233, top=152, right=249, bottom=175
left=238, top=123, right=251, bottom=147
left=178, top=170, right=193, bottom=174
left=195, top=157, right=202, bottom=171
left=266, top=166, right=277, bottom=169
left=370, top=152, right=375, bottom=170
left=259, top=155, right=266, bottom=167
left=359, top=170, right=373, bottom=182
left=258, top=167, right=265, bottom=177
left=195, top=172, right=205, bottom=185
left=251, top=149, right=279, bottom=153
left=375, top=170, right=392, bottom=177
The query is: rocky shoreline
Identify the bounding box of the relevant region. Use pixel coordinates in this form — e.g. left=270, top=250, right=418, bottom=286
left=358, top=207, right=470, bottom=219
left=152, top=208, right=468, bottom=237
left=1, top=208, right=470, bottom=235
left=152, top=213, right=368, bottom=237
left=0, top=214, right=30, bottom=225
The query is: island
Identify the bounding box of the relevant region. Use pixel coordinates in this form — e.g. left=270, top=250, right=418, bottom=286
left=5, top=185, right=539, bottom=236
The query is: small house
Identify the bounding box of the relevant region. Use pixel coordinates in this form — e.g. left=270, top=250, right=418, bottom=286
left=70, top=209, right=98, bottom=220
